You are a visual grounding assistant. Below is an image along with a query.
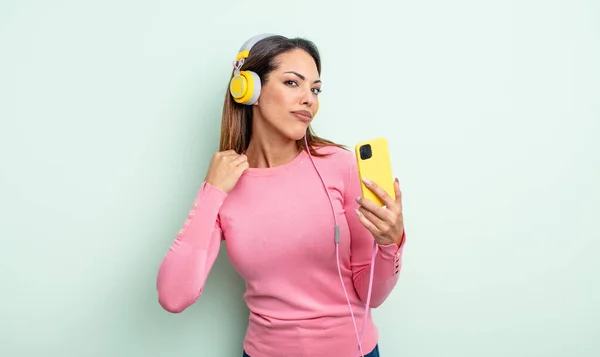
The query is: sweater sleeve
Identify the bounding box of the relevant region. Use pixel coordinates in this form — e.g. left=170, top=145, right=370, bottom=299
left=156, top=181, right=228, bottom=313
left=343, top=154, right=406, bottom=308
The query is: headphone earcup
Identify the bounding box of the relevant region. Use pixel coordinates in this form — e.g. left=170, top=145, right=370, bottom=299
left=229, top=70, right=261, bottom=105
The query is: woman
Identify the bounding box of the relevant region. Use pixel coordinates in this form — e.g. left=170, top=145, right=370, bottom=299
left=156, top=33, right=406, bottom=357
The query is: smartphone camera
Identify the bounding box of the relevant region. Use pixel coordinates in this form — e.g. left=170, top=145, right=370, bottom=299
left=359, top=144, right=372, bottom=160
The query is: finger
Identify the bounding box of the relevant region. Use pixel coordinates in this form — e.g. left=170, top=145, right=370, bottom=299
left=235, top=161, right=249, bottom=174
left=355, top=208, right=379, bottom=236
left=218, top=150, right=237, bottom=156
left=215, top=150, right=236, bottom=162
left=230, top=154, right=247, bottom=165
left=358, top=206, right=388, bottom=232
left=362, top=178, right=395, bottom=208
left=394, top=177, right=403, bottom=206
left=356, top=196, right=390, bottom=222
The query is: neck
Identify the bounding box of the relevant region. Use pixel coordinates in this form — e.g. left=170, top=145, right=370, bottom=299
left=246, top=135, right=300, bottom=169
left=246, top=113, right=301, bottom=169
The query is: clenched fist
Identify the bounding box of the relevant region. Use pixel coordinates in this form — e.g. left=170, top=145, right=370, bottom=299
left=204, top=150, right=249, bottom=194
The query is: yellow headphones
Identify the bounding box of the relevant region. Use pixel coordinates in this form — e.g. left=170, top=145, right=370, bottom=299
left=229, top=33, right=320, bottom=117
left=229, top=33, right=275, bottom=105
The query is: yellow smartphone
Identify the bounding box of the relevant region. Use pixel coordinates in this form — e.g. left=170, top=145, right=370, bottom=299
left=355, top=137, right=395, bottom=206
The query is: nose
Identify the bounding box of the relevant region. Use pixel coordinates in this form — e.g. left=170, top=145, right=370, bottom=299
left=301, top=87, right=315, bottom=107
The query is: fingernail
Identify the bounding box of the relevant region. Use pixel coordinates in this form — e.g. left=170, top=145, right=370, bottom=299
left=355, top=208, right=361, bottom=216
left=362, top=178, right=372, bottom=185
left=355, top=196, right=361, bottom=202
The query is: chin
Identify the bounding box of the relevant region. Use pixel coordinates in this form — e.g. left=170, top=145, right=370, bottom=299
left=287, top=124, right=310, bottom=141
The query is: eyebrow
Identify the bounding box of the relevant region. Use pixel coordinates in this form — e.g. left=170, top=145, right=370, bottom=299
left=283, top=71, right=322, bottom=84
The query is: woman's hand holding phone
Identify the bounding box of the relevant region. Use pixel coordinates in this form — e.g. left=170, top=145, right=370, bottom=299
left=355, top=178, right=405, bottom=247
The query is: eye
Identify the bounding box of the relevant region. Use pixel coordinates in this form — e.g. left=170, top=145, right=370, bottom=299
left=285, top=79, right=321, bottom=95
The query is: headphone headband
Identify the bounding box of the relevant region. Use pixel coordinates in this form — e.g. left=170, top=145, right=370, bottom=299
left=235, top=33, right=276, bottom=60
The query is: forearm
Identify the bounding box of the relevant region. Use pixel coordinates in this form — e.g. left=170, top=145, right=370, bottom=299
left=352, top=232, right=405, bottom=307
left=156, top=182, right=227, bottom=313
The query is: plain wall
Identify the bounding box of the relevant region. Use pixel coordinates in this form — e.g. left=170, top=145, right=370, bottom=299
left=1, top=0, right=598, bottom=356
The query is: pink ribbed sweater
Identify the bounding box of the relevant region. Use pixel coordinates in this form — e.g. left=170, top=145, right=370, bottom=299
left=156, top=145, right=405, bottom=357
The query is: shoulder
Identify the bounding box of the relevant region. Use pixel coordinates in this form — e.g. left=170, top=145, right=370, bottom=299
left=311, top=144, right=357, bottom=176
left=308, top=145, right=360, bottom=196
left=313, top=144, right=355, bottom=162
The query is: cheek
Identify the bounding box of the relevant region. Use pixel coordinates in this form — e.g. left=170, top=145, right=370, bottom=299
left=271, top=87, right=291, bottom=108
left=262, top=86, right=291, bottom=116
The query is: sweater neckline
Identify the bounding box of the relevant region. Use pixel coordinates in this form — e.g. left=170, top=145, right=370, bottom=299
left=243, top=149, right=308, bottom=176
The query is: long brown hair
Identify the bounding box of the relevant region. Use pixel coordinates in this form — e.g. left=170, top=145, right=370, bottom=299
left=219, top=35, right=347, bottom=157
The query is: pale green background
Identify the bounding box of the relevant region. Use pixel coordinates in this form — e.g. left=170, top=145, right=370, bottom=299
left=1, top=0, right=599, bottom=356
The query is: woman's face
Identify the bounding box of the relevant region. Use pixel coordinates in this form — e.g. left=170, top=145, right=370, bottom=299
left=253, top=49, right=322, bottom=141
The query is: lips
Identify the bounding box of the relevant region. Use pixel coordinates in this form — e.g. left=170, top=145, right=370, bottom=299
left=291, top=110, right=312, bottom=123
